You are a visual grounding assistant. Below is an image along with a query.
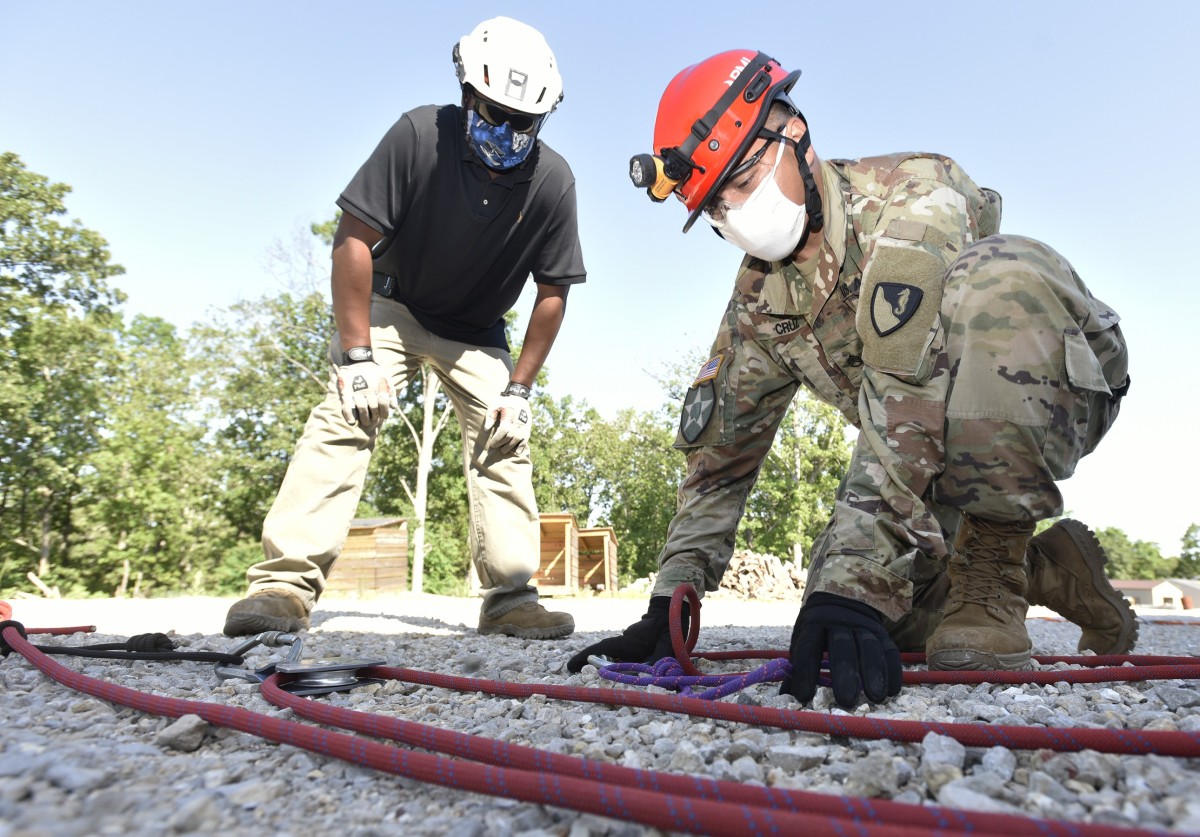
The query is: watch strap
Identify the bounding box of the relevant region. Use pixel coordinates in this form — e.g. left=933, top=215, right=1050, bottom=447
left=343, top=346, right=374, bottom=364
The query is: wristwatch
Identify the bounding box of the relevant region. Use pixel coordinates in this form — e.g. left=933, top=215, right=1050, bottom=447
left=343, top=346, right=374, bottom=364
left=502, top=381, right=531, bottom=399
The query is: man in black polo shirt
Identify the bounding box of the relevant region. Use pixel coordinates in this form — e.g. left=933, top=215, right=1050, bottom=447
left=224, top=16, right=585, bottom=640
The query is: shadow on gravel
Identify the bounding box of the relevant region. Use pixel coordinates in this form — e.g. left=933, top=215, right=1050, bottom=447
left=310, top=609, right=471, bottom=634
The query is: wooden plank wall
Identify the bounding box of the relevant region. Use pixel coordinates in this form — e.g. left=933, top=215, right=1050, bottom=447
left=536, top=513, right=579, bottom=596
left=325, top=519, right=408, bottom=595
left=577, top=527, right=619, bottom=593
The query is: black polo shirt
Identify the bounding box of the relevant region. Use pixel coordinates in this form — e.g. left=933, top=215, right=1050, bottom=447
left=336, top=103, right=587, bottom=349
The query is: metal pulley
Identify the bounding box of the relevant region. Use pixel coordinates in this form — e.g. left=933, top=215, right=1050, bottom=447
left=214, top=631, right=383, bottom=695
left=274, top=658, right=386, bottom=696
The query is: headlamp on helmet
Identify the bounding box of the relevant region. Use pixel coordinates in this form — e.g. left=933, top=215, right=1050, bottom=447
left=631, top=50, right=813, bottom=233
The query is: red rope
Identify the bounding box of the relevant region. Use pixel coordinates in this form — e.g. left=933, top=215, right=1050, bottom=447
left=263, top=675, right=1154, bottom=837
left=5, top=593, right=1198, bottom=837
left=1, top=622, right=1176, bottom=837
left=2, top=622, right=1088, bottom=837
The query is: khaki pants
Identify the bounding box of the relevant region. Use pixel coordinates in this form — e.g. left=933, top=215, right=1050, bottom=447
left=246, top=296, right=540, bottom=618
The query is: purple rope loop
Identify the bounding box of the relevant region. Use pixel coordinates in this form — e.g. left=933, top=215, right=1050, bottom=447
left=597, top=657, right=797, bottom=700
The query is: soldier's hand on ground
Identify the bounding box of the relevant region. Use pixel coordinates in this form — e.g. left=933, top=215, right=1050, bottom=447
left=567, top=596, right=684, bottom=673
left=336, top=361, right=394, bottom=429
left=780, top=592, right=902, bottom=710
left=484, top=393, right=532, bottom=454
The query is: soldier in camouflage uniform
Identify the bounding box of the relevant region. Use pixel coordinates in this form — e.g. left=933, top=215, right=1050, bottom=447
left=569, top=50, right=1135, bottom=709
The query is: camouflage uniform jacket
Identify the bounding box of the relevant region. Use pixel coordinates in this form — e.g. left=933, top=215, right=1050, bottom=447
left=656, top=152, right=1002, bottom=622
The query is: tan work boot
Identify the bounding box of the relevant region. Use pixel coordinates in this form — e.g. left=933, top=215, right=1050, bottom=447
left=223, top=589, right=309, bottom=637
left=926, top=515, right=1035, bottom=671
left=478, top=602, right=575, bottom=640
left=1025, top=519, right=1137, bottom=654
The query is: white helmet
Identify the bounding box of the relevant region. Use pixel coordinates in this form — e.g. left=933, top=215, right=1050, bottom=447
left=453, top=17, right=563, bottom=115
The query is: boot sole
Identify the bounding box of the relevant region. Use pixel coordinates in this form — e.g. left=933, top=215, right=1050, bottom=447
left=927, top=648, right=1031, bottom=671
left=1056, top=520, right=1139, bottom=654
left=222, top=613, right=309, bottom=638
left=477, top=623, right=575, bottom=640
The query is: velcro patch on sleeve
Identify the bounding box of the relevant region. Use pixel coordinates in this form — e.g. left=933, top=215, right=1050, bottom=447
left=857, top=237, right=948, bottom=379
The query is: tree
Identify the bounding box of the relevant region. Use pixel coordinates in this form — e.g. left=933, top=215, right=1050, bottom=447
left=191, top=289, right=332, bottom=543
left=592, top=407, right=686, bottom=581
left=1094, top=527, right=1174, bottom=580
left=1177, top=524, right=1200, bottom=579
left=387, top=366, right=454, bottom=593
left=740, top=391, right=851, bottom=563
left=73, top=316, right=233, bottom=594
left=0, top=152, right=125, bottom=595
left=645, top=348, right=852, bottom=570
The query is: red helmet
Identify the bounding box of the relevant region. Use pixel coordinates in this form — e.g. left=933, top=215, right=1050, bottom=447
left=640, top=50, right=800, bottom=232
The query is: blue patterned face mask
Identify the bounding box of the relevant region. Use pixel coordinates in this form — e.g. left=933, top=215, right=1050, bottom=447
left=465, top=108, right=538, bottom=170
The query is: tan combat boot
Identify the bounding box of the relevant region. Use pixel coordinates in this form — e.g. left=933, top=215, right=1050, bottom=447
left=478, top=601, right=575, bottom=640
left=223, top=589, right=309, bottom=637
left=926, top=515, right=1035, bottom=671
left=1025, top=519, right=1137, bottom=654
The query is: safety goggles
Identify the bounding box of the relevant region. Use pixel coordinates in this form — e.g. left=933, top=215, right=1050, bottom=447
left=704, top=137, right=779, bottom=222
left=472, top=96, right=541, bottom=134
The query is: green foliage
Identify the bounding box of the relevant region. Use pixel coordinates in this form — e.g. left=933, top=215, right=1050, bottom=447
left=590, top=408, right=686, bottom=581
left=530, top=394, right=606, bottom=524
left=190, top=291, right=333, bottom=540
left=71, top=316, right=234, bottom=595
left=739, top=391, right=850, bottom=562
left=1176, top=524, right=1200, bottom=579
left=1094, top=527, right=1175, bottom=580
left=0, top=152, right=126, bottom=595
left=0, top=151, right=125, bottom=317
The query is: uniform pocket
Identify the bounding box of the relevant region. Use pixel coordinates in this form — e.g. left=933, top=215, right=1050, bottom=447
left=1064, top=329, right=1112, bottom=395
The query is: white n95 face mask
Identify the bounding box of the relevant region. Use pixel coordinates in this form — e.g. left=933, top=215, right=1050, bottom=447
left=706, top=140, right=808, bottom=262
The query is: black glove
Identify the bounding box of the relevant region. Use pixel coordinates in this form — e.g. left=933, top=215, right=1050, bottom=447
left=566, top=597, right=688, bottom=674
left=779, top=592, right=902, bottom=709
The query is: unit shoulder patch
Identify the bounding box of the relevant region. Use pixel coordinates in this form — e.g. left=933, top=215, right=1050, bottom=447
left=679, top=383, right=716, bottom=443
left=871, top=282, right=925, bottom=336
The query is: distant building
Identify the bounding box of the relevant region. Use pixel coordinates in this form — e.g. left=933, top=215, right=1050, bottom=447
left=1111, top=579, right=1188, bottom=609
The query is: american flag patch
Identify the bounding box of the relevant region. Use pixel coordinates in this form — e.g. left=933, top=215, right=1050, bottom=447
left=692, top=355, right=722, bottom=385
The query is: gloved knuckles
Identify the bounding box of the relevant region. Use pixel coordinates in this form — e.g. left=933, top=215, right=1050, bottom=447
left=336, top=361, right=394, bottom=428
left=780, top=592, right=902, bottom=710
left=485, top=393, right=532, bottom=454
left=566, top=597, right=682, bottom=674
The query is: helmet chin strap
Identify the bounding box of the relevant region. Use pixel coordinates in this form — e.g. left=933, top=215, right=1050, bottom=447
left=759, top=119, right=823, bottom=252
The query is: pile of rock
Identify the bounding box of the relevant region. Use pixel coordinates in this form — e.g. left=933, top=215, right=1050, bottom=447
left=623, top=550, right=806, bottom=601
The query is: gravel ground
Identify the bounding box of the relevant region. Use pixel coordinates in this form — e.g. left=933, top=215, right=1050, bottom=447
left=3, top=592, right=1200, bottom=837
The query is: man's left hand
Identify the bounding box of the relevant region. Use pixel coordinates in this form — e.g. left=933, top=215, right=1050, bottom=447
left=485, top=393, right=531, bottom=454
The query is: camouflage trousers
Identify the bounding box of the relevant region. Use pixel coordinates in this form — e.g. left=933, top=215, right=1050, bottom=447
left=859, top=234, right=1129, bottom=646
left=655, top=235, right=1129, bottom=642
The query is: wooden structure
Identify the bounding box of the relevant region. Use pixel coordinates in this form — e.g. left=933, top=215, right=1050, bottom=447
left=577, top=526, right=619, bottom=593
left=324, top=517, right=408, bottom=596
left=535, top=512, right=579, bottom=596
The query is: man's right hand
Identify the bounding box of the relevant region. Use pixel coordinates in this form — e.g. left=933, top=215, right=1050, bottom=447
left=336, top=360, right=394, bottom=429
left=567, top=597, right=684, bottom=673
left=779, top=592, right=902, bottom=709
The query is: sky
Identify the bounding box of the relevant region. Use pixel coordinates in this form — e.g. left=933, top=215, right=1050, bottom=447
left=4, top=1, right=1198, bottom=557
